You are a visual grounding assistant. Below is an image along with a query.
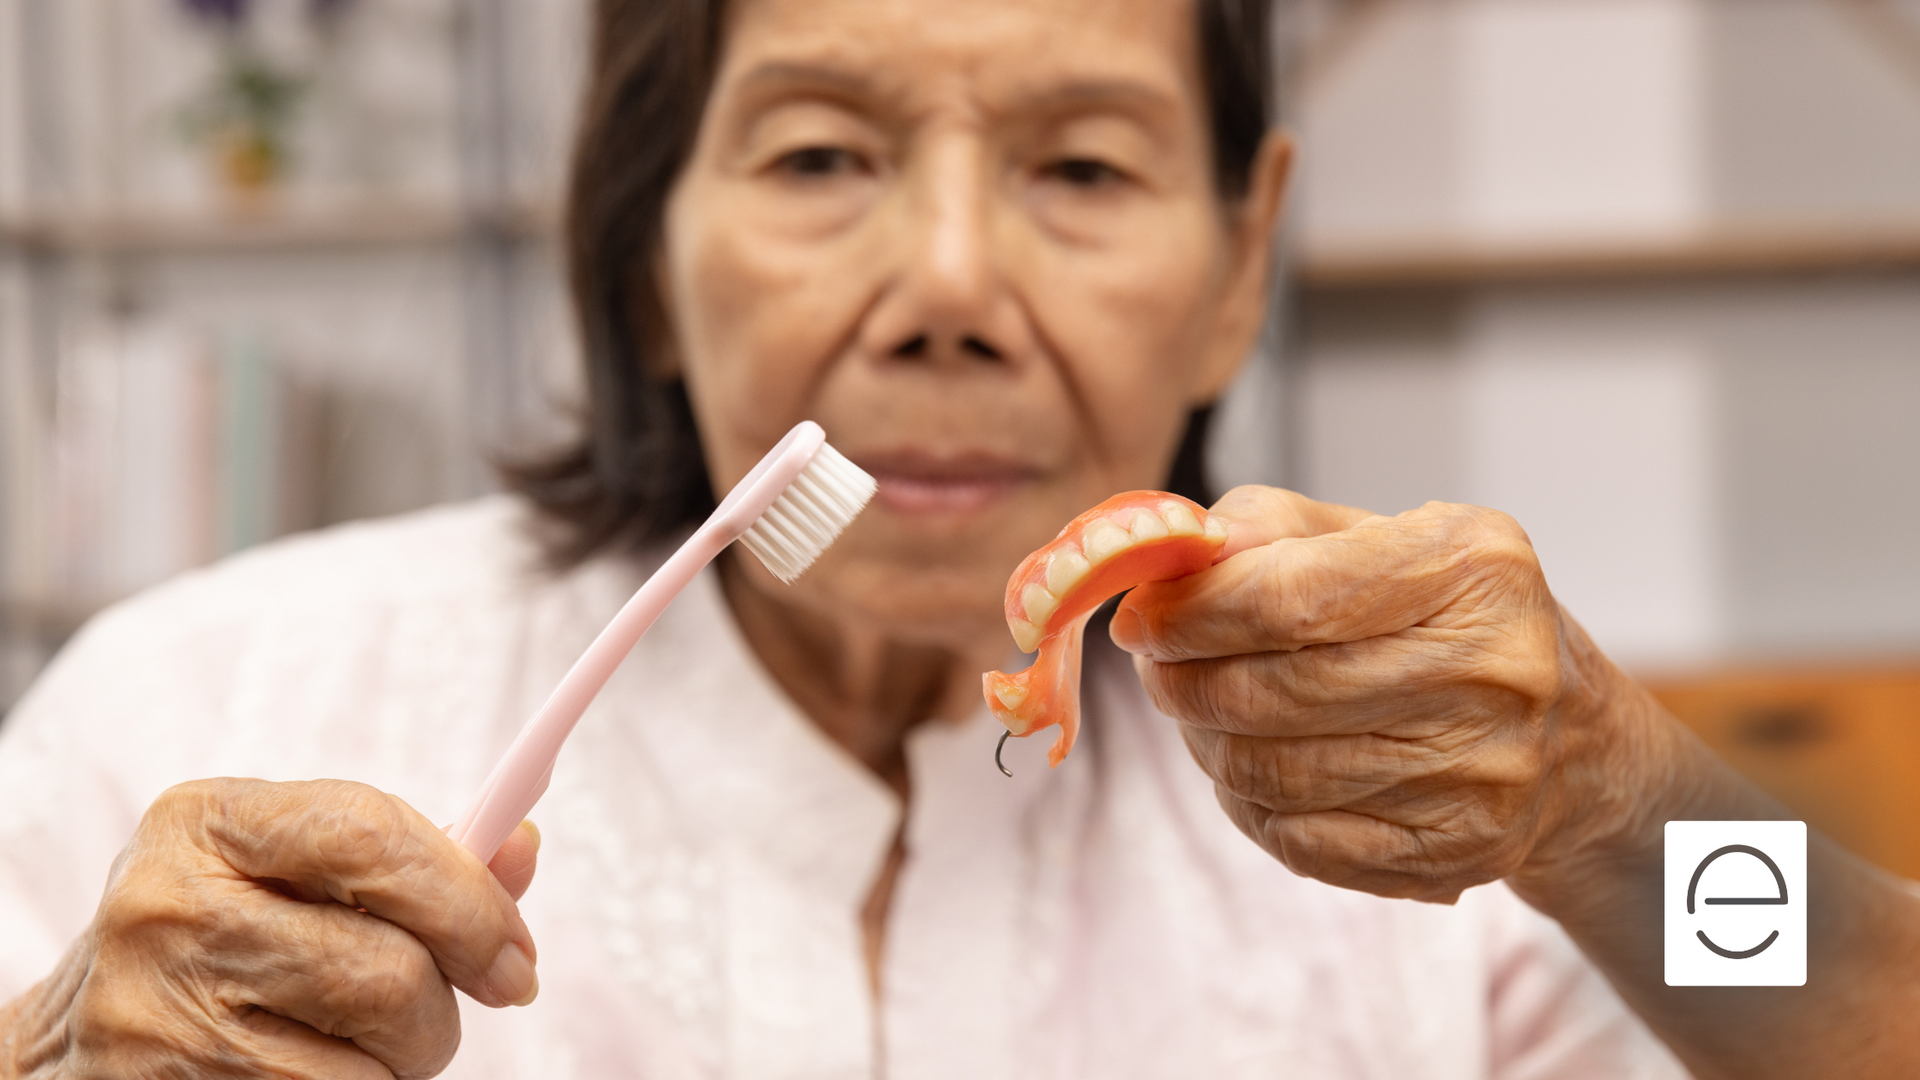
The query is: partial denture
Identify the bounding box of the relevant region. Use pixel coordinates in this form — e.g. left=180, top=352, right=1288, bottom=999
left=984, top=491, right=1227, bottom=768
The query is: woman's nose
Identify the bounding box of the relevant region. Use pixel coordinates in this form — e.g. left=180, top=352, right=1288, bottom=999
left=860, top=132, right=1031, bottom=366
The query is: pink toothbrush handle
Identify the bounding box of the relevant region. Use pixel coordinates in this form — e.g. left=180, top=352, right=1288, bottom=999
left=449, top=524, right=729, bottom=862
left=448, top=421, right=832, bottom=863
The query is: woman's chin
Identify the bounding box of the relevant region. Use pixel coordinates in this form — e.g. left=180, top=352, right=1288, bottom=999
left=800, top=558, right=1013, bottom=650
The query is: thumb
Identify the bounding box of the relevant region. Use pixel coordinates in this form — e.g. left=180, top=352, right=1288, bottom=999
left=487, top=819, right=541, bottom=902
left=1207, top=485, right=1377, bottom=560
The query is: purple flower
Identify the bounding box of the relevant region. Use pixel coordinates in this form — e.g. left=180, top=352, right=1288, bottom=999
left=179, top=0, right=253, bottom=24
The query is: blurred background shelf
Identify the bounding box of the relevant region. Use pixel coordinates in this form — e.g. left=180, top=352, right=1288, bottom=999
left=0, top=0, right=590, bottom=712
left=0, top=199, right=558, bottom=255
left=1276, top=0, right=1920, bottom=882
left=0, top=599, right=96, bottom=647
left=1295, top=220, right=1920, bottom=288
left=1279, top=0, right=1920, bottom=676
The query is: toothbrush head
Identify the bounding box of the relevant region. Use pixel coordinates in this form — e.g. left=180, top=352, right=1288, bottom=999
left=737, top=434, right=877, bottom=584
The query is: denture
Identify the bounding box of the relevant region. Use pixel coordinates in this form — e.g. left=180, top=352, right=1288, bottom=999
left=983, top=491, right=1227, bottom=767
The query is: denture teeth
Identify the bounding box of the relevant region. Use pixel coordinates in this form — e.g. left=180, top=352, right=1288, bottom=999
left=1021, top=583, right=1059, bottom=629
left=993, top=682, right=1027, bottom=711
left=1127, top=508, right=1170, bottom=542
left=1205, top=515, right=1228, bottom=543
left=1081, top=519, right=1131, bottom=565
left=1161, top=503, right=1203, bottom=536
left=1010, top=620, right=1043, bottom=653
left=1045, top=548, right=1090, bottom=595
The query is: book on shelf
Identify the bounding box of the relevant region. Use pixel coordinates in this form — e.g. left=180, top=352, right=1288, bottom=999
left=47, top=321, right=319, bottom=614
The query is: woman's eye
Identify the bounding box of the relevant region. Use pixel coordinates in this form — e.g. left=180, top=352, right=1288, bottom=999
left=1044, top=157, right=1126, bottom=188
left=773, top=145, right=864, bottom=178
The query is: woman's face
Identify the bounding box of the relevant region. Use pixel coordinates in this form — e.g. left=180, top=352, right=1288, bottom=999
left=664, top=0, right=1288, bottom=650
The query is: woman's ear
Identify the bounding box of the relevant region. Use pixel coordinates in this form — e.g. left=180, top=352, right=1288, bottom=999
left=1192, top=130, right=1293, bottom=404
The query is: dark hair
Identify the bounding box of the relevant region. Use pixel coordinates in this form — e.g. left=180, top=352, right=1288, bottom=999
left=510, top=0, right=1273, bottom=564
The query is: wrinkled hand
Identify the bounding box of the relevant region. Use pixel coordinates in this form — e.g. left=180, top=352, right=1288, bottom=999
left=1111, top=486, right=1618, bottom=904
left=1, top=779, right=541, bottom=1079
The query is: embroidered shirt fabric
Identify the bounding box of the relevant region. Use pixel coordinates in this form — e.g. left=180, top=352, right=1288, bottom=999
left=0, top=499, right=1687, bottom=1079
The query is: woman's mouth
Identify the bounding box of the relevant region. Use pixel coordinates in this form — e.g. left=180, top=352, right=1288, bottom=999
left=854, top=452, right=1040, bottom=516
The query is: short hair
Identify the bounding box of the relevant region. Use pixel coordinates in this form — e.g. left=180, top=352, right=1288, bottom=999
left=509, top=0, right=1273, bottom=563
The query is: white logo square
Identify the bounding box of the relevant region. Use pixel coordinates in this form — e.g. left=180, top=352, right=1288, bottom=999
left=1665, top=820, right=1806, bottom=986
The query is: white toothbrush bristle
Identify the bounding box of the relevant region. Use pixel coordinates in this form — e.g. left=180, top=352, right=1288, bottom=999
left=739, top=442, right=876, bottom=583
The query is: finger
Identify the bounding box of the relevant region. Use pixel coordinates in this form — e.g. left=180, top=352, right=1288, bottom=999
left=1135, top=632, right=1461, bottom=736
left=1106, top=486, right=1373, bottom=653
left=488, top=820, right=540, bottom=902
left=1181, top=721, right=1542, bottom=818
left=163, top=779, right=539, bottom=1009
left=1178, top=725, right=1415, bottom=813
left=233, top=1009, right=397, bottom=1080
left=1135, top=628, right=1556, bottom=737
left=1116, top=502, right=1539, bottom=662
left=66, top=968, right=394, bottom=1080
left=1213, top=790, right=1485, bottom=903
left=1207, top=485, right=1377, bottom=560
left=191, top=881, right=460, bottom=1078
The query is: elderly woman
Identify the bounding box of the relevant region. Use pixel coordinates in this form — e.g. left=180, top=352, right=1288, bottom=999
left=4, top=0, right=1919, bottom=1077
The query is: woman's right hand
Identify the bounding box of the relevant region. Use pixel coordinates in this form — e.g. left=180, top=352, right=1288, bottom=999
left=0, top=778, right=540, bottom=1079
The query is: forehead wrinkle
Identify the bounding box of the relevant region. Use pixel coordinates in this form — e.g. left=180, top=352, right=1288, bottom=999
left=723, top=54, right=966, bottom=136
left=719, top=4, right=1196, bottom=131
left=722, top=62, right=1191, bottom=153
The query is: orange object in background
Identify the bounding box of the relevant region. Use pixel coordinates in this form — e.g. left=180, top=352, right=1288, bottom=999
left=1646, top=665, right=1920, bottom=881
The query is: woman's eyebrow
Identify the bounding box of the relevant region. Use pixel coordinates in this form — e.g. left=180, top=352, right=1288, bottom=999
left=732, top=60, right=884, bottom=105
left=1010, top=77, right=1183, bottom=121
left=729, top=60, right=1182, bottom=126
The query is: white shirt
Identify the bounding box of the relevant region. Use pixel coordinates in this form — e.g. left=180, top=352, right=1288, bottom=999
left=0, top=498, right=1687, bottom=1079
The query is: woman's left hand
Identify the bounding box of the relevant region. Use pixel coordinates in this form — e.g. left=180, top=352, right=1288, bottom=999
left=1109, top=485, right=1636, bottom=903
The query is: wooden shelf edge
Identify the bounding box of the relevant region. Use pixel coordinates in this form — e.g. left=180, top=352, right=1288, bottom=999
left=0, top=199, right=558, bottom=255
left=1294, top=223, right=1920, bottom=289
left=0, top=597, right=100, bottom=642
left=1637, top=657, right=1920, bottom=687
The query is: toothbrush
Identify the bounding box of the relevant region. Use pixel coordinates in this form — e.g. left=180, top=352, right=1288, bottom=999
left=449, top=420, right=876, bottom=861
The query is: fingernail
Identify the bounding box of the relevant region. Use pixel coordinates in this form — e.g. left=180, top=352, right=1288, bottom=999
left=521, top=819, right=541, bottom=853
left=485, top=942, right=539, bottom=1007
left=1108, top=607, right=1146, bottom=654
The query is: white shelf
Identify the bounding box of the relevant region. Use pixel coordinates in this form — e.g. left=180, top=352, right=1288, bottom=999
left=1294, top=219, right=1920, bottom=289
left=0, top=198, right=558, bottom=255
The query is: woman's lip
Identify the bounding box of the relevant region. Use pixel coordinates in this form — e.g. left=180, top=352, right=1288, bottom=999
left=871, top=474, right=1024, bottom=515
left=851, top=453, right=1041, bottom=516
